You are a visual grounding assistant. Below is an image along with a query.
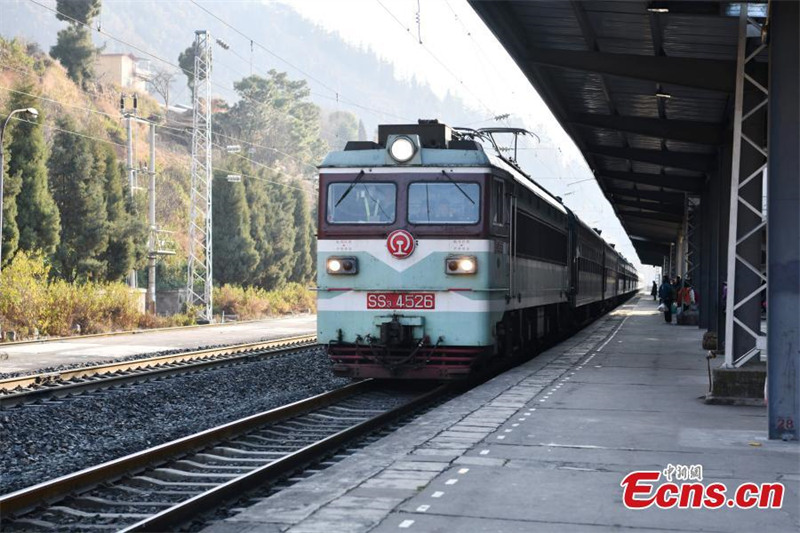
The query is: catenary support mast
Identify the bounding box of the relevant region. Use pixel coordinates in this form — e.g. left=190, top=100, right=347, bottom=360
left=186, top=30, right=214, bottom=321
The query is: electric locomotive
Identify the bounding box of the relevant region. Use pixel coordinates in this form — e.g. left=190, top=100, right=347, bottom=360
left=316, top=120, right=637, bottom=379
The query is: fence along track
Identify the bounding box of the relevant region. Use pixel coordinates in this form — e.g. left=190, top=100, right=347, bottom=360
left=1, top=380, right=447, bottom=532
left=0, top=335, right=317, bottom=408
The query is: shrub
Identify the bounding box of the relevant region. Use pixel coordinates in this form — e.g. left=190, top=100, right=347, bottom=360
left=0, top=253, right=314, bottom=341
left=0, top=251, right=51, bottom=337
left=213, top=283, right=315, bottom=320
left=0, top=252, right=142, bottom=338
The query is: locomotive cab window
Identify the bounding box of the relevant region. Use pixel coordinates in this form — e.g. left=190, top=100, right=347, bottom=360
left=492, top=178, right=505, bottom=226
left=408, top=182, right=480, bottom=224
left=327, top=182, right=396, bottom=224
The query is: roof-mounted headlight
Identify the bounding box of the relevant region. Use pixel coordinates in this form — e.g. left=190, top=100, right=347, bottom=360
left=389, top=136, right=417, bottom=163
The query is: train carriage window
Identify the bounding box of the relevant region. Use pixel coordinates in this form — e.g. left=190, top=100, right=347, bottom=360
left=492, top=178, right=505, bottom=226
left=327, top=182, right=396, bottom=224
left=408, top=182, right=480, bottom=224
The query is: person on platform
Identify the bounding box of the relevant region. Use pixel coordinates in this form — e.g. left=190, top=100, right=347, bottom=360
left=677, top=279, right=696, bottom=312
left=651, top=281, right=658, bottom=301
left=658, top=275, right=676, bottom=323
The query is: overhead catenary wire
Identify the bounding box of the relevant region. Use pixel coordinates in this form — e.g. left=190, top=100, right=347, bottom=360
left=374, top=0, right=498, bottom=119
left=2, top=78, right=569, bottom=190
left=25, top=0, right=327, bottom=131
left=188, top=0, right=414, bottom=123
left=442, top=0, right=517, bottom=108
left=157, top=128, right=313, bottom=194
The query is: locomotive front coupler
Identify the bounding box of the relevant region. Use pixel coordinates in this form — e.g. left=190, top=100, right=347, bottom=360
left=372, top=314, right=425, bottom=347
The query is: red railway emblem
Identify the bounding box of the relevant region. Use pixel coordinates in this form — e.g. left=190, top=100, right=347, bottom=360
left=387, top=229, right=415, bottom=258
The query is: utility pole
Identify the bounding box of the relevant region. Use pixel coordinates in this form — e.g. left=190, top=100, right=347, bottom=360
left=147, top=122, right=157, bottom=314
left=122, top=93, right=139, bottom=288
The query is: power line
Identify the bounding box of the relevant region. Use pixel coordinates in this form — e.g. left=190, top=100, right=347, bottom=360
left=158, top=128, right=311, bottom=194
left=0, top=81, right=320, bottom=182
left=25, top=0, right=304, bottom=127
left=188, top=0, right=414, bottom=123
left=0, top=84, right=119, bottom=120
left=189, top=0, right=339, bottom=97
left=442, top=0, right=517, bottom=104
left=374, top=0, right=497, bottom=117
left=8, top=115, right=125, bottom=147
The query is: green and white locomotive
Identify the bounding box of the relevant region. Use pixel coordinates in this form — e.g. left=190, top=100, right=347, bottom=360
left=316, top=121, right=637, bottom=379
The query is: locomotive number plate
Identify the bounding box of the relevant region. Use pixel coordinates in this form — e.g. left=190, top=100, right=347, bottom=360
left=366, top=292, right=435, bottom=310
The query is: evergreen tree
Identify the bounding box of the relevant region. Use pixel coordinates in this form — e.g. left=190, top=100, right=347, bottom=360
left=6, top=84, right=60, bottom=257
left=50, top=0, right=101, bottom=87
left=48, top=116, right=108, bottom=281
left=290, top=185, right=314, bottom=284
left=55, top=0, right=101, bottom=24
left=178, top=40, right=211, bottom=99
left=212, top=165, right=258, bottom=285
left=99, top=145, right=144, bottom=281
left=245, top=169, right=296, bottom=290
left=0, top=127, right=21, bottom=268
left=50, top=26, right=97, bottom=87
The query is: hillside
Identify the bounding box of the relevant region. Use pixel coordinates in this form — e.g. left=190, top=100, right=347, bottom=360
left=1, top=0, right=480, bottom=136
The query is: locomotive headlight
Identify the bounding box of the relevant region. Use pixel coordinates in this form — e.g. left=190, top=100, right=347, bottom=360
left=445, top=255, right=477, bottom=275
left=389, top=136, right=416, bottom=163
left=326, top=256, right=358, bottom=275
left=459, top=258, right=476, bottom=272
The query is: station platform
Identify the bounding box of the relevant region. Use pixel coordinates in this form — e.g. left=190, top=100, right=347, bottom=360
left=204, top=296, right=799, bottom=533
left=0, top=314, right=316, bottom=375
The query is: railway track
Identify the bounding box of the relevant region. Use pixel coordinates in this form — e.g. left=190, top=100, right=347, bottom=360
left=0, top=380, right=448, bottom=532
left=0, top=335, right=317, bottom=408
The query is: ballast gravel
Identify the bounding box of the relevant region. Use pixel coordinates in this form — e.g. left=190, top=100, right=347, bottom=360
left=0, top=347, right=349, bottom=494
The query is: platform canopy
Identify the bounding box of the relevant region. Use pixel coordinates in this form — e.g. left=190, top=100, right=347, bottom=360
left=468, top=1, right=761, bottom=266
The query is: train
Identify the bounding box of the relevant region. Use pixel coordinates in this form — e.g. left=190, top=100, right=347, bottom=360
left=316, top=120, right=638, bottom=379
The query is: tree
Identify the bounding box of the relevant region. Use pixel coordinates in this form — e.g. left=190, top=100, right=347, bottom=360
left=6, top=83, right=60, bottom=257
left=245, top=169, right=296, bottom=290
left=212, top=164, right=257, bottom=285
left=290, top=185, right=314, bottom=284
left=147, top=66, right=176, bottom=115
left=50, top=0, right=101, bottom=88
left=178, top=41, right=211, bottom=99
left=48, top=116, right=108, bottom=281
left=98, top=144, right=146, bottom=281
left=320, top=110, right=358, bottom=151
left=1, top=125, right=21, bottom=269
left=177, top=44, right=196, bottom=95
left=216, top=71, right=326, bottom=178
left=50, top=25, right=97, bottom=88
left=55, top=0, right=101, bottom=24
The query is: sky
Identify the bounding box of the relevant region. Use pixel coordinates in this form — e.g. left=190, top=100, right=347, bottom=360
left=274, top=0, right=656, bottom=282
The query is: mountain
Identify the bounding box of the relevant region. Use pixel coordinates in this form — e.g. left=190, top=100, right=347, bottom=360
left=1, top=0, right=480, bottom=136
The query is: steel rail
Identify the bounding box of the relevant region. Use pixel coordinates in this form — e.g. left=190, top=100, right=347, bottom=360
left=0, top=334, right=316, bottom=408
left=123, top=383, right=447, bottom=532
left=0, top=380, right=447, bottom=532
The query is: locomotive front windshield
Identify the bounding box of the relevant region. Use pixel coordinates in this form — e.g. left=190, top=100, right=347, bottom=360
left=408, top=182, right=480, bottom=224
left=327, top=182, right=396, bottom=224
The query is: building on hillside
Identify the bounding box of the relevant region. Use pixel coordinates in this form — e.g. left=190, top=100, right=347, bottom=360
left=95, top=53, right=152, bottom=92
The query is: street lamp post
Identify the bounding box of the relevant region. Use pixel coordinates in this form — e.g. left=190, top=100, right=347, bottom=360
left=0, top=107, right=39, bottom=273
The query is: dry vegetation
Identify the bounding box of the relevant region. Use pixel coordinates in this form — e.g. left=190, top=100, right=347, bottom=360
left=0, top=252, right=315, bottom=341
